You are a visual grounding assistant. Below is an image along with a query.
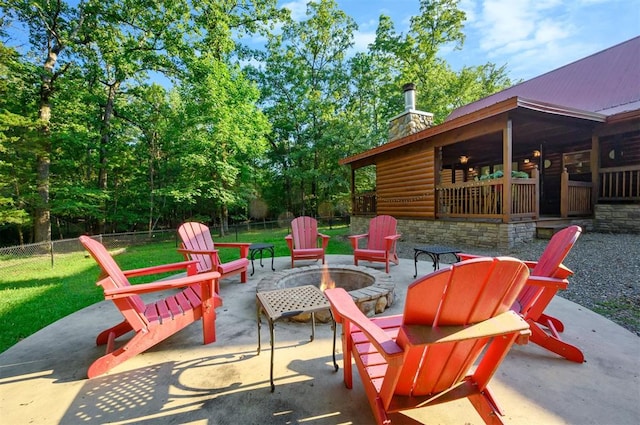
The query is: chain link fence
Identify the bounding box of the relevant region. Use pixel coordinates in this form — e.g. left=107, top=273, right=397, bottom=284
left=0, top=216, right=349, bottom=277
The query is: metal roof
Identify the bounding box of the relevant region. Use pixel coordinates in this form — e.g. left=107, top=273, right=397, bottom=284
left=447, top=36, right=640, bottom=121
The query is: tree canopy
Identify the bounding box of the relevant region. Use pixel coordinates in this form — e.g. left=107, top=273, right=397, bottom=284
left=0, top=0, right=513, bottom=245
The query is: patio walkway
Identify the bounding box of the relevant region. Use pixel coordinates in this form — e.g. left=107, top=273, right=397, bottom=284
left=1, top=254, right=639, bottom=424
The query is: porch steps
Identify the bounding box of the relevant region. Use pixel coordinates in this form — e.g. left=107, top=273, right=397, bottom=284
left=536, top=224, right=566, bottom=239
left=535, top=218, right=576, bottom=239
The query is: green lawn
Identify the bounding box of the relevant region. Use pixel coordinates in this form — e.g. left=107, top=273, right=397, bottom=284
left=0, top=225, right=352, bottom=353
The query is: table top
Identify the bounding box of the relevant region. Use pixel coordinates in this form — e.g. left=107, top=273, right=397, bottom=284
left=249, top=242, right=275, bottom=250
left=414, top=245, right=462, bottom=254
left=256, top=285, right=329, bottom=321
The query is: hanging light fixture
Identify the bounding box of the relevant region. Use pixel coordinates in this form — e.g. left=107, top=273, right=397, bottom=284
left=459, top=155, right=469, bottom=164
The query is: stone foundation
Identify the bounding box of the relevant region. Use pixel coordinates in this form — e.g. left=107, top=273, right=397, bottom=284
left=351, top=216, right=536, bottom=249
left=595, top=204, right=640, bottom=233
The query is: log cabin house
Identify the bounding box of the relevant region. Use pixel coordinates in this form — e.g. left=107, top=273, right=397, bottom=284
left=342, top=37, right=640, bottom=249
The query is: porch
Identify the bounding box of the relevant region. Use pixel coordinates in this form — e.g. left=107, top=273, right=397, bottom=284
left=350, top=165, right=640, bottom=248
left=354, top=163, right=637, bottom=216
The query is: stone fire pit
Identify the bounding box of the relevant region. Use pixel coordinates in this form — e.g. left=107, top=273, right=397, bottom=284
left=256, top=264, right=395, bottom=322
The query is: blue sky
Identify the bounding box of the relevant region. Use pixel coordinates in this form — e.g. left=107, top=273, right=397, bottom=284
left=281, top=0, right=639, bottom=82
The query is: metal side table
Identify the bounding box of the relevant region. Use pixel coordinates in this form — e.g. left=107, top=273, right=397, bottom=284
left=413, top=245, right=462, bottom=277
left=249, top=243, right=276, bottom=276
left=256, top=285, right=337, bottom=392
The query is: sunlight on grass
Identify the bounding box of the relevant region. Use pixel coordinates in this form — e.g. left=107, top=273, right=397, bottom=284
left=0, top=225, right=353, bottom=353
left=0, top=284, right=58, bottom=316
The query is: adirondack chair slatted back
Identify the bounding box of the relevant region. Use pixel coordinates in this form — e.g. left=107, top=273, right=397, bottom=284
left=397, top=257, right=529, bottom=396
left=178, top=222, right=220, bottom=273
left=517, top=225, right=581, bottom=313
left=80, top=236, right=147, bottom=316
left=291, top=216, right=319, bottom=249
left=366, top=215, right=398, bottom=251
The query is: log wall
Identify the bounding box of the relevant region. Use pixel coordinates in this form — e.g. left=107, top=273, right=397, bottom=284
left=376, top=147, right=435, bottom=218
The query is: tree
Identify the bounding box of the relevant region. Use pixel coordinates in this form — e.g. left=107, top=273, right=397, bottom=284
left=388, top=0, right=512, bottom=122
left=2, top=0, right=88, bottom=242
left=0, top=43, right=33, bottom=242
left=161, top=54, right=270, bottom=234
left=251, top=0, right=356, bottom=216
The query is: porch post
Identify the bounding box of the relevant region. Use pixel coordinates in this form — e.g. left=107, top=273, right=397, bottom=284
left=591, top=134, right=599, bottom=212
left=350, top=167, right=356, bottom=214
left=502, top=119, right=513, bottom=223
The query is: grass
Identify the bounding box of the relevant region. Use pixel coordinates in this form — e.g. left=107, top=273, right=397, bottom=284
left=593, top=297, right=640, bottom=330
left=0, top=225, right=352, bottom=354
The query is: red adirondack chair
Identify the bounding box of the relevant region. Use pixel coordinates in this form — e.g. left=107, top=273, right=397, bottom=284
left=177, top=222, right=251, bottom=291
left=325, top=257, right=546, bottom=424
left=459, top=225, right=584, bottom=363
left=79, top=236, right=222, bottom=378
left=350, top=215, right=401, bottom=273
left=285, top=216, right=330, bottom=268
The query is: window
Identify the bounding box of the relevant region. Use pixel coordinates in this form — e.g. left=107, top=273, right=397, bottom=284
left=563, top=150, right=591, bottom=174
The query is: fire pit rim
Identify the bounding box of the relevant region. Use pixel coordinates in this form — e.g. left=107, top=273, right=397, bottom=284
left=256, top=264, right=393, bottom=294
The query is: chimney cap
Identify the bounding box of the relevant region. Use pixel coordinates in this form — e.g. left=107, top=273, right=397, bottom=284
left=402, top=83, right=416, bottom=92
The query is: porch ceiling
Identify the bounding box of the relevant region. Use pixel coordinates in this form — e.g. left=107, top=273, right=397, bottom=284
left=442, top=108, right=599, bottom=167
left=342, top=97, right=605, bottom=170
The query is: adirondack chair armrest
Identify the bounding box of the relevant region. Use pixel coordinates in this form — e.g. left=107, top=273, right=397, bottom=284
left=384, top=234, right=401, bottom=250
left=526, top=275, right=569, bottom=290
left=401, top=311, right=531, bottom=347
left=318, top=233, right=330, bottom=249
left=348, top=234, right=368, bottom=249
left=103, top=271, right=221, bottom=299
left=285, top=235, right=293, bottom=250
left=523, top=261, right=574, bottom=278
left=213, top=243, right=251, bottom=258
left=457, top=253, right=481, bottom=262
left=123, top=260, right=200, bottom=278
left=325, top=288, right=403, bottom=357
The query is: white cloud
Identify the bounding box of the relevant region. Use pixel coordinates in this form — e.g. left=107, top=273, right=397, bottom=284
left=349, top=29, right=376, bottom=55
left=281, top=0, right=309, bottom=21
left=462, top=0, right=587, bottom=77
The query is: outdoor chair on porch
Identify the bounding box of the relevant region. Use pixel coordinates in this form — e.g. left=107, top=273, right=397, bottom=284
left=325, top=257, right=539, bottom=424
left=285, top=216, right=330, bottom=268
left=459, top=225, right=584, bottom=363
left=79, top=236, right=222, bottom=378
left=350, top=214, right=401, bottom=273
left=177, top=222, right=251, bottom=292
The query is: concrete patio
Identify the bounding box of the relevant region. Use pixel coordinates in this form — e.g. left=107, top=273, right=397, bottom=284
left=1, top=254, right=639, bottom=424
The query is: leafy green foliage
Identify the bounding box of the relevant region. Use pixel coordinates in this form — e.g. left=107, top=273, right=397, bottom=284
left=0, top=0, right=514, bottom=243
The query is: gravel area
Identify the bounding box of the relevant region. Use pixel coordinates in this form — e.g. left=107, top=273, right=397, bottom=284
left=397, top=232, right=640, bottom=336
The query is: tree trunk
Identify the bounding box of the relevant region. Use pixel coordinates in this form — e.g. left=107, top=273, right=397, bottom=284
left=97, top=81, right=120, bottom=234
left=33, top=45, right=59, bottom=242
left=147, top=131, right=157, bottom=234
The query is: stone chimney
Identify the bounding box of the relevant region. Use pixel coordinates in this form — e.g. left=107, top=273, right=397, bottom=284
left=388, top=83, right=434, bottom=142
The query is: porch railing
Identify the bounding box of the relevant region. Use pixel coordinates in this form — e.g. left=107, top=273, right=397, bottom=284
left=561, top=168, right=592, bottom=217
left=599, top=165, right=640, bottom=201
left=353, top=192, right=376, bottom=216
left=437, top=176, right=538, bottom=221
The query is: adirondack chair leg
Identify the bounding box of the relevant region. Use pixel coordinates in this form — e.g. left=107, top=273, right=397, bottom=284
left=373, top=397, right=391, bottom=425
left=88, top=330, right=160, bottom=378
left=201, top=293, right=222, bottom=344
left=537, top=313, right=565, bottom=333
left=240, top=270, right=247, bottom=284
left=468, top=390, right=507, bottom=425
left=528, top=320, right=585, bottom=363
left=95, top=320, right=133, bottom=346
